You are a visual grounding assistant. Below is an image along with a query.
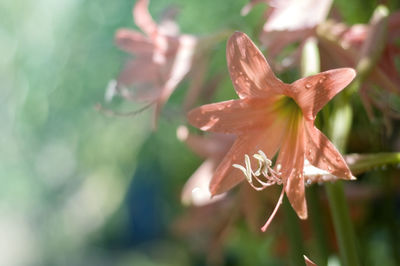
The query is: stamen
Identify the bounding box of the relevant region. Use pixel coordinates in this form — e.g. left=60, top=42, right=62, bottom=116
left=261, top=187, right=285, bottom=232
left=232, top=150, right=282, bottom=191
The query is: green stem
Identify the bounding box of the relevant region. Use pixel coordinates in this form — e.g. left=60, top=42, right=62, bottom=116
left=282, top=195, right=305, bottom=266
left=325, top=98, right=360, bottom=266
left=307, top=186, right=329, bottom=265
left=325, top=182, right=360, bottom=266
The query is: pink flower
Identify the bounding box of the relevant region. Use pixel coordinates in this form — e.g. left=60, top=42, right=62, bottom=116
left=242, top=0, right=333, bottom=71
left=188, top=32, right=355, bottom=230
left=176, top=126, right=234, bottom=206
left=318, top=11, right=400, bottom=122
left=112, top=0, right=198, bottom=126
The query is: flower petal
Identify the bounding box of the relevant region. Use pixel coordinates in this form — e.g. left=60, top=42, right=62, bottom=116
left=176, top=126, right=235, bottom=159
left=264, top=0, right=333, bottom=32
left=157, top=35, right=197, bottom=108
left=241, top=0, right=265, bottom=16
left=276, top=116, right=307, bottom=219
left=181, top=159, right=226, bottom=206
left=304, top=255, right=317, bottom=266
left=187, top=97, right=281, bottom=134
left=115, top=29, right=154, bottom=54
left=290, top=68, right=356, bottom=120
left=133, top=0, right=158, bottom=37
left=305, top=121, right=353, bottom=180
left=117, top=57, right=161, bottom=92
left=210, top=119, right=287, bottom=195
left=227, top=32, right=287, bottom=99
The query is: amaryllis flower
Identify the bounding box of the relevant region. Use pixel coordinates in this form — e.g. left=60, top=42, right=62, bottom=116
left=188, top=32, right=355, bottom=230
left=111, top=0, right=198, bottom=126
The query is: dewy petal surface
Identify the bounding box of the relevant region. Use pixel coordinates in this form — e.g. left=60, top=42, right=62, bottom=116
left=304, top=121, right=353, bottom=179
left=227, top=32, right=287, bottom=99
left=290, top=68, right=356, bottom=120
left=188, top=97, right=281, bottom=133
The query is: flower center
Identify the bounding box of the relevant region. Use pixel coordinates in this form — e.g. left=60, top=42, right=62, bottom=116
left=274, top=96, right=302, bottom=119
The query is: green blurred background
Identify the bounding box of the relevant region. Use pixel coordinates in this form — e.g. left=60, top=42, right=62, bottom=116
left=0, top=0, right=249, bottom=265
left=0, top=0, right=399, bottom=265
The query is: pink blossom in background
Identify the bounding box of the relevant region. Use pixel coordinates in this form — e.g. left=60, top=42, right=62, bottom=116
left=177, top=126, right=234, bottom=206
left=318, top=11, right=400, bottom=123
left=242, top=0, right=333, bottom=71
left=111, top=0, right=198, bottom=126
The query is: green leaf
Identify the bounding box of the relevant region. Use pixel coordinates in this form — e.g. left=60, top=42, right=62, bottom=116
left=345, top=153, right=400, bottom=175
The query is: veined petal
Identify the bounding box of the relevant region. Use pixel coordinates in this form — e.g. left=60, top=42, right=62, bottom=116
left=304, top=121, right=353, bottom=179
left=133, top=0, right=158, bottom=37
left=210, top=119, right=287, bottom=195
left=276, top=115, right=307, bottom=219
left=188, top=97, right=281, bottom=134
left=227, top=32, right=287, bottom=99
left=290, top=68, right=356, bottom=120
left=115, top=29, right=154, bottom=54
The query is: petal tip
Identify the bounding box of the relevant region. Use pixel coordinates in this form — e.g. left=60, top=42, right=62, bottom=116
left=346, top=68, right=357, bottom=80
left=228, top=31, right=249, bottom=44
left=299, top=211, right=308, bottom=220
left=186, top=107, right=200, bottom=126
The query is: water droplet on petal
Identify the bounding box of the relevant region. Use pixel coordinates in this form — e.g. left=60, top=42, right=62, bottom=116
left=305, top=83, right=312, bottom=89
left=306, top=179, right=312, bottom=186
left=328, top=166, right=332, bottom=171
left=335, top=156, right=340, bottom=162
left=235, top=79, right=239, bottom=85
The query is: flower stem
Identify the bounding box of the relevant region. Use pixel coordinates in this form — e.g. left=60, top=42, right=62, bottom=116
left=325, top=182, right=359, bottom=266
left=282, top=195, right=304, bottom=266
left=325, top=98, right=360, bottom=266
left=307, top=186, right=329, bottom=265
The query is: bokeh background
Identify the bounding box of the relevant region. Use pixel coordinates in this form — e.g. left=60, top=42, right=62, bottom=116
left=1, top=0, right=399, bottom=265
